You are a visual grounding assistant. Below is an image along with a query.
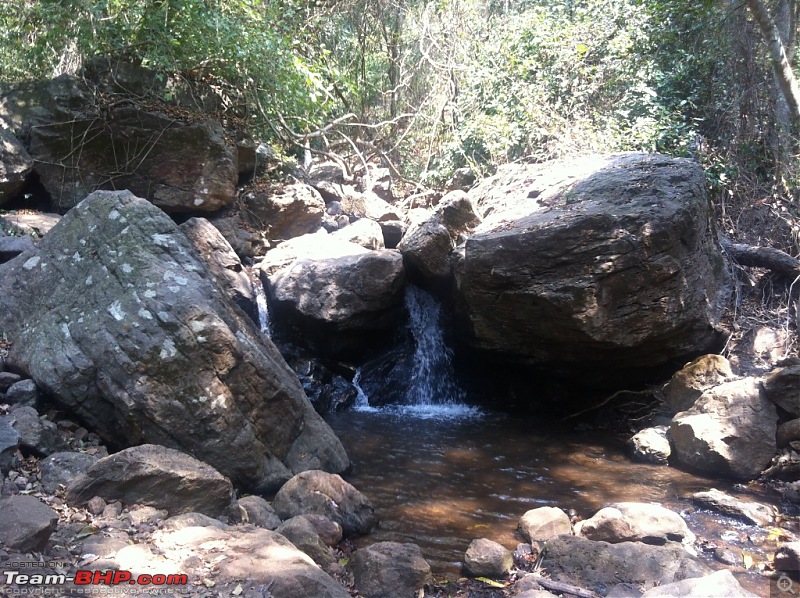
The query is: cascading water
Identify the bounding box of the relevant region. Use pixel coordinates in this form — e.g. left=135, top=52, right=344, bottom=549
left=252, top=277, right=272, bottom=337
left=354, top=284, right=477, bottom=417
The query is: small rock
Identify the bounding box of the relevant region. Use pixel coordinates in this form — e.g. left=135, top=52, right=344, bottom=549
left=4, top=406, right=67, bottom=456
left=299, top=513, right=343, bottom=547
left=0, top=495, right=59, bottom=552
left=236, top=494, right=281, bottom=529
left=0, top=418, right=20, bottom=473
left=463, top=537, right=513, bottom=578
left=351, top=541, right=432, bottom=598
left=4, top=379, right=40, bottom=408
left=713, top=546, right=743, bottom=566
left=691, top=488, right=775, bottom=527
left=86, top=495, right=106, bottom=515
left=518, top=506, right=572, bottom=543
left=629, top=426, right=671, bottom=464
left=640, top=569, right=758, bottom=597
left=127, top=505, right=167, bottom=525
left=101, top=501, right=123, bottom=519
left=0, top=371, right=22, bottom=393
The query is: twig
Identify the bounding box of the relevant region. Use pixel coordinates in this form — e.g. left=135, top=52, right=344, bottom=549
left=527, top=574, right=602, bottom=598
left=562, top=389, right=653, bottom=421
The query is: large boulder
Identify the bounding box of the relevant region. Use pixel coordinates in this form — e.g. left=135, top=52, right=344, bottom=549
left=0, top=495, right=59, bottom=552
left=272, top=470, right=378, bottom=537
left=0, top=190, right=349, bottom=492
left=761, top=363, right=800, bottom=417
left=66, top=444, right=235, bottom=517
left=2, top=75, right=237, bottom=213
left=663, top=354, right=735, bottom=415
left=0, top=128, right=33, bottom=206
left=454, top=153, right=730, bottom=383
left=351, top=542, right=432, bottom=598
left=670, top=377, right=777, bottom=480
left=242, top=183, right=326, bottom=242
left=640, top=570, right=758, bottom=597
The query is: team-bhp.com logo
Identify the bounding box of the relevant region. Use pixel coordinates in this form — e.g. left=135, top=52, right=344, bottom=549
left=4, top=570, right=188, bottom=587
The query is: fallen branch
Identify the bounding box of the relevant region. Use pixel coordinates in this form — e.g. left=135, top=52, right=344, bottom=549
left=528, top=574, right=602, bottom=598
left=721, top=237, right=800, bottom=278
left=562, top=389, right=653, bottom=421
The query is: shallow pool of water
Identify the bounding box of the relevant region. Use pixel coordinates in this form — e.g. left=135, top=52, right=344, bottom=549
left=327, top=408, right=787, bottom=596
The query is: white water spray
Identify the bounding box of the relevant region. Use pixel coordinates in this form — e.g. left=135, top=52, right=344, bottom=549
left=253, top=279, right=272, bottom=337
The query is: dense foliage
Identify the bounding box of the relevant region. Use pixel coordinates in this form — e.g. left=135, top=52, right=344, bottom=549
left=0, top=0, right=797, bottom=249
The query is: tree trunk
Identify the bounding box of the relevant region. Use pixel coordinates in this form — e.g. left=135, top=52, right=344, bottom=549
left=747, top=0, right=800, bottom=130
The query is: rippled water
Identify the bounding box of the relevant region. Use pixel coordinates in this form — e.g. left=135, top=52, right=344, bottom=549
left=327, top=409, right=785, bottom=596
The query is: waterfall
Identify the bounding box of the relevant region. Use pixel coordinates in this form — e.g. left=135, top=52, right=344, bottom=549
left=253, top=279, right=272, bottom=337
left=404, top=284, right=465, bottom=406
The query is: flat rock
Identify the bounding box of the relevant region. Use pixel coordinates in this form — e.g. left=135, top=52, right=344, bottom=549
left=670, top=377, right=777, bottom=480
left=518, top=506, right=572, bottom=543
left=66, top=444, right=235, bottom=517
left=272, top=470, right=377, bottom=537
left=0, top=495, right=59, bottom=552
left=640, top=569, right=758, bottom=597
left=542, top=535, right=710, bottom=595
left=351, top=541, right=433, bottom=598
left=161, top=512, right=229, bottom=531
left=691, top=488, right=775, bottom=526
left=575, top=502, right=695, bottom=545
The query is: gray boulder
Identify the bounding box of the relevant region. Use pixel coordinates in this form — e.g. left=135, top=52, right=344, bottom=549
left=663, top=354, right=735, bottom=415
left=463, top=538, right=513, bottom=578
left=398, top=190, right=481, bottom=283
left=39, top=451, right=100, bottom=494
left=276, top=515, right=334, bottom=567
left=670, top=377, right=777, bottom=480
left=574, top=502, right=695, bottom=546
left=629, top=426, right=671, bottom=464
left=0, top=129, right=32, bottom=206
left=455, top=154, right=730, bottom=384
left=179, top=217, right=258, bottom=324
left=272, top=470, right=378, bottom=537
left=640, top=569, right=758, bottom=597
left=762, top=363, right=800, bottom=417
left=0, top=190, right=349, bottom=492
left=331, top=217, right=385, bottom=250
left=3, top=406, right=67, bottom=456
left=3, top=75, right=237, bottom=212
left=236, top=495, right=282, bottom=529
left=0, top=418, right=20, bottom=473
left=0, top=371, right=22, bottom=391
left=243, top=183, right=325, bottom=242
left=5, top=379, right=41, bottom=408
left=66, top=444, right=234, bottom=517
left=0, top=495, right=59, bottom=552
left=351, top=541, right=432, bottom=598
left=0, top=236, right=35, bottom=263
left=691, top=488, right=775, bottom=527
left=542, top=535, right=710, bottom=595
left=298, top=513, right=343, bottom=547
left=778, top=418, right=800, bottom=448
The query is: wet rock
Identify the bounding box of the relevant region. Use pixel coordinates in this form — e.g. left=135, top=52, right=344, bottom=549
left=0, top=495, right=59, bottom=551
left=663, top=355, right=734, bottom=415
left=761, top=363, right=800, bottom=417
left=179, top=217, right=258, bottom=324
left=691, top=488, right=775, bottom=527
left=4, top=406, right=67, bottom=456
left=574, top=502, right=695, bottom=546
left=291, top=357, right=358, bottom=414
left=542, top=535, right=710, bottom=594
left=351, top=541, right=433, bottom=598
left=0, top=190, right=349, bottom=492
left=0, top=128, right=33, bottom=206
left=639, top=569, right=758, bottom=597
left=243, top=183, right=325, bottom=242
left=778, top=419, right=800, bottom=448
left=272, top=470, right=378, bottom=537
left=775, top=542, right=800, bottom=574
left=455, top=154, right=730, bottom=385
left=5, top=379, right=41, bottom=408
left=629, top=426, right=671, bottom=465
left=518, top=506, right=572, bottom=543
left=236, top=495, right=282, bottom=529
left=463, top=537, right=513, bottom=578
left=66, top=444, right=235, bottom=517
left=670, top=377, right=777, bottom=480
left=713, top=545, right=743, bottom=566
left=276, top=515, right=334, bottom=567
left=38, top=451, right=99, bottom=494
left=398, top=190, right=481, bottom=284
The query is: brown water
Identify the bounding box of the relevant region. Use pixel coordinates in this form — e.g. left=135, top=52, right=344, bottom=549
left=327, top=408, right=788, bottom=596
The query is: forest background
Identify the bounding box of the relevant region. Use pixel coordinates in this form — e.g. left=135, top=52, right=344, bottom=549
left=1, top=0, right=798, bottom=260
